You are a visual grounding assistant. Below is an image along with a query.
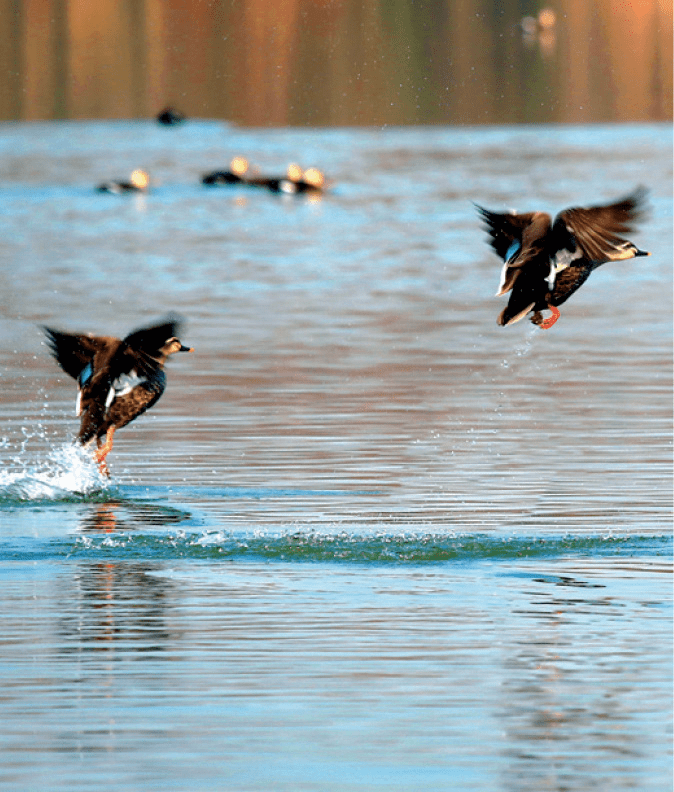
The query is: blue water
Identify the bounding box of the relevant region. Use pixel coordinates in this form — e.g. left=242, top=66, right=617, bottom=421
left=0, top=121, right=671, bottom=791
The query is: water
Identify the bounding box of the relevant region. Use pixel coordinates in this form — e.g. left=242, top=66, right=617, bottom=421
left=0, top=121, right=672, bottom=790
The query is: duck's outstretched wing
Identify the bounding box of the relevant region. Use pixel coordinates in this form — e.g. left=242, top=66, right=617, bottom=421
left=476, top=206, right=551, bottom=296
left=42, top=328, right=108, bottom=381
left=116, top=317, right=184, bottom=378
left=552, top=187, right=649, bottom=263
left=123, top=317, right=182, bottom=353
left=475, top=206, right=539, bottom=261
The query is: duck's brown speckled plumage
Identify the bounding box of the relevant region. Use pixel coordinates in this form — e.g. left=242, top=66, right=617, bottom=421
left=476, top=188, right=650, bottom=328
left=43, top=318, right=192, bottom=473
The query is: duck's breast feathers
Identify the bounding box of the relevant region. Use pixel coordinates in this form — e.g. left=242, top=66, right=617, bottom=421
left=547, top=263, right=594, bottom=306
left=553, top=187, right=649, bottom=262
left=42, top=327, right=115, bottom=381
left=111, top=369, right=150, bottom=399
left=103, top=368, right=165, bottom=416
left=98, top=375, right=166, bottom=436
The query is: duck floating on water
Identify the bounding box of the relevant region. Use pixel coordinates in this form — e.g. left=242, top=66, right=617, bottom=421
left=156, top=107, right=186, bottom=126
left=43, top=318, right=192, bottom=475
left=247, top=163, right=327, bottom=195
left=245, top=162, right=304, bottom=193
left=476, top=187, right=649, bottom=329
left=96, top=169, right=150, bottom=194
left=202, top=156, right=250, bottom=185
left=201, top=159, right=328, bottom=195
left=289, top=166, right=326, bottom=194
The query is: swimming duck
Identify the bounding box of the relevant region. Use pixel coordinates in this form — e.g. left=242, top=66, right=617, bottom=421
left=246, top=163, right=310, bottom=194
left=290, top=167, right=327, bottom=194
left=202, top=156, right=250, bottom=185
left=96, top=169, right=150, bottom=194
left=43, top=318, right=193, bottom=475
left=476, top=188, right=649, bottom=329
left=156, top=107, right=186, bottom=125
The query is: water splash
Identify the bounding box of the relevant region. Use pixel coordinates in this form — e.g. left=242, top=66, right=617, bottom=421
left=55, top=529, right=672, bottom=564
left=501, top=324, right=537, bottom=368
left=0, top=441, right=109, bottom=502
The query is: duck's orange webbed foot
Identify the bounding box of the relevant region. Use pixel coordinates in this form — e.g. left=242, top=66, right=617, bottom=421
left=538, top=305, right=560, bottom=330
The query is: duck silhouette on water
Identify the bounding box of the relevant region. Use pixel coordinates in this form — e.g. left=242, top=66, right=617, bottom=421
left=202, top=156, right=250, bottom=185
left=288, top=166, right=327, bottom=195
left=202, top=159, right=327, bottom=194
left=247, top=163, right=327, bottom=195
left=476, top=187, right=649, bottom=329
left=156, top=107, right=186, bottom=126
left=96, top=169, right=150, bottom=194
left=43, top=318, right=192, bottom=476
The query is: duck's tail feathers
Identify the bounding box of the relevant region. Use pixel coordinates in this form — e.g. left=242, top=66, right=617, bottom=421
left=497, top=301, right=535, bottom=327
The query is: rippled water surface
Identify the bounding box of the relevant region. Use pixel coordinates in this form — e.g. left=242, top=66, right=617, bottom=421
left=0, top=121, right=671, bottom=790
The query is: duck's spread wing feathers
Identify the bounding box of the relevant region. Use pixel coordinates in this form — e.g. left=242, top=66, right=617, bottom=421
left=475, top=206, right=540, bottom=261
left=118, top=317, right=184, bottom=378
left=42, top=328, right=109, bottom=381
left=476, top=206, right=550, bottom=296
left=122, top=319, right=182, bottom=354
left=553, top=187, right=648, bottom=263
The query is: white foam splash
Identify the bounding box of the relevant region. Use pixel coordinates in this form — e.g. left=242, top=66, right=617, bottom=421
left=0, top=442, right=108, bottom=501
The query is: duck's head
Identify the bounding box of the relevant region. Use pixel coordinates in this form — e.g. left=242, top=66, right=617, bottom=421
left=161, top=337, right=194, bottom=357
left=130, top=169, right=150, bottom=190
left=286, top=162, right=303, bottom=181
left=230, top=156, right=249, bottom=176
left=303, top=167, right=325, bottom=189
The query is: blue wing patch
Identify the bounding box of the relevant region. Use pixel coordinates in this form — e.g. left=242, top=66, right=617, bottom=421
left=505, top=240, right=520, bottom=262
left=78, top=361, right=93, bottom=388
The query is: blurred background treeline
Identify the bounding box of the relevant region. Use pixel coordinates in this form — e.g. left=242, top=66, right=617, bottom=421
left=0, top=0, right=671, bottom=126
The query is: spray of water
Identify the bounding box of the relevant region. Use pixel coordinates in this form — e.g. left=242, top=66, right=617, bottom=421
left=500, top=324, right=538, bottom=368
left=0, top=436, right=108, bottom=502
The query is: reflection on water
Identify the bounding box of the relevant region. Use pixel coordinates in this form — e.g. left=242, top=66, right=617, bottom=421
left=57, top=561, right=179, bottom=656
left=0, top=0, right=671, bottom=124
left=0, top=555, right=668, bottom=791
left=78, top=500, right=193, bottom=533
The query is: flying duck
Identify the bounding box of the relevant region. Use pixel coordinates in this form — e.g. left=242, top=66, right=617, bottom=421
left=43, top=318, right=192, bottom=475
left=476, top=187, right=649, bottom=328
left=96, top=169, right=150, bottom=194
left=202, top=156, right=250, bottom=185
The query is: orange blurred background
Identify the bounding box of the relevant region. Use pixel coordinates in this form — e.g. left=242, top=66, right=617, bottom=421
left=0, top=0, right=671, bottom=125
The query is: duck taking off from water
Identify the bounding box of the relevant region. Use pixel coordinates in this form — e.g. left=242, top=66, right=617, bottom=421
left=43, top=318, right=192, bottom=475
left=476, top=188, right=649, bottom=329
